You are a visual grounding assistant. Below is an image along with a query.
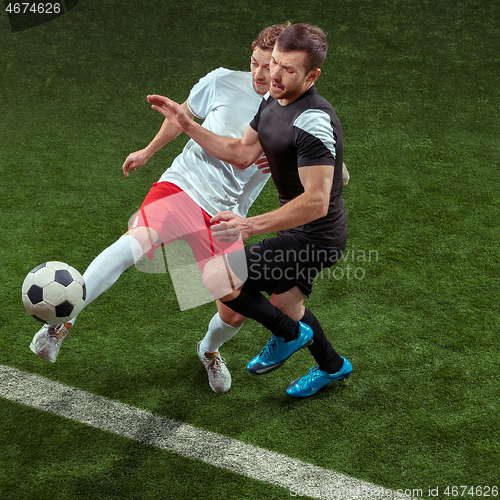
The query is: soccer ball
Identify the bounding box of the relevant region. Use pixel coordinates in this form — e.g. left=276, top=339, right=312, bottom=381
left=22, top=261, right=86, bottom=325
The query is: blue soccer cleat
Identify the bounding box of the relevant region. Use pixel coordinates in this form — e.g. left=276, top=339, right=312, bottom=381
left=286, top=357, right=352, bottom=397
left=247, top=322, right=314, bottom=375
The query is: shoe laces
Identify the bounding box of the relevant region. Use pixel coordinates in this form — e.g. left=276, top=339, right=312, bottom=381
left=259, top=336, right=281, bottom=359
left=47, top=324, right=68, bottom=342
left=299, top=367, right=322, bottom=387
left=207, top=354, right=227, bottom=375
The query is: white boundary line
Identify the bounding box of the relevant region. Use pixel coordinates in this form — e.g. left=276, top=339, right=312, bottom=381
left=0, top=364, right=419, bottom=500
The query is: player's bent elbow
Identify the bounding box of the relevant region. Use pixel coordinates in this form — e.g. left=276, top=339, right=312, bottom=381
left=320, top=203, right=330, bottom=218
left=231, top=153, right=256, bottom=170
left=313, top=198, right=330, bottom=219
left=231, top=143, right=261, bottom=170
left=304, top=189, right=330, bottom=219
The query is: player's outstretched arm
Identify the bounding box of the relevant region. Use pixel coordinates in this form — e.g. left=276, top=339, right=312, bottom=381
left=122, top=100, right=194, bottom=177
left=148, top=94, right=263, bottom=169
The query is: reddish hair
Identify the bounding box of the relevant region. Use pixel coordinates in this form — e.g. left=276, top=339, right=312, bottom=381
left=252, top=22, right=291, bottom=51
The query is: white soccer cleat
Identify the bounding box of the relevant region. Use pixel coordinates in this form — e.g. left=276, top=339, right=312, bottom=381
left=197, top=341, right=231, bottom=393
left=30, top=322, right=72, bottom=363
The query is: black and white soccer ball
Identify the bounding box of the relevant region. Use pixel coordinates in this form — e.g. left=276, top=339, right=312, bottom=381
left=22, top=261, right=86, bottom=325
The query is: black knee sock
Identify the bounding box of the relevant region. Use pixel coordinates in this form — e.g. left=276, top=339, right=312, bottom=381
left=301, top=308, right=343, bottom=373
left=223, top=285, right=299, bottom=341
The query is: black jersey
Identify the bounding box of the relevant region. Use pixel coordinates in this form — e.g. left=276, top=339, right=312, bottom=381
left=250, top=86, right=347, bottom=246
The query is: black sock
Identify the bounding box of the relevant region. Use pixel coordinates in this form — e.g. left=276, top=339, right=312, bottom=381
left=301, top=308, right=343, bottom=373
left=223, top=285, right=299, bottom=341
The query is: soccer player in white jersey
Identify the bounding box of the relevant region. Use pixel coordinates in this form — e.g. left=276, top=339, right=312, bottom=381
left=29, top=24, right=287, bottom=389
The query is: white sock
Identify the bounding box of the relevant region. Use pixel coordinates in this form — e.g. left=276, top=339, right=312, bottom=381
left=69, top=234, right=143, bottom=325
left=199, top=312, right=243, bottom=354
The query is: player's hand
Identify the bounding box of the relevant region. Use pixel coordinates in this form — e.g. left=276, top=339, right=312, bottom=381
left=210, top=211, right=251, bottom=242
left=122, top=149, right=149, bottom=177
left=255, top=156, right=270, bottom=174
left=147, top=95, right=191, bottom=132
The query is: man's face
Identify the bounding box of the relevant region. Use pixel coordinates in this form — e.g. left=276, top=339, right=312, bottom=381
left=251, top=48, right=272, bottom=95
left=269, top=46, right=317, bottom=104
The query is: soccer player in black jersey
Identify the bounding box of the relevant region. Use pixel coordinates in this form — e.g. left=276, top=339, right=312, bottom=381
left=148, top=23, right=352, bottom=397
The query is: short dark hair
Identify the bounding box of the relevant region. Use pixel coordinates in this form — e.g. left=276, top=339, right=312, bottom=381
left=252, top=22, right=291, bottom=51
left=276, top=23, right=327, bottom=74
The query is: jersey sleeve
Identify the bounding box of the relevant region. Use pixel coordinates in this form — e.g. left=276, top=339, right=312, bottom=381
left=249, top=94, right=269, bottom=131
left=293, top=109, right=337, bottom=167
left=186, top=68, right=221, bottom=119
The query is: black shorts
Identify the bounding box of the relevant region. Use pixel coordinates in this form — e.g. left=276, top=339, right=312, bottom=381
left=229, top=232, right=347, bottom=297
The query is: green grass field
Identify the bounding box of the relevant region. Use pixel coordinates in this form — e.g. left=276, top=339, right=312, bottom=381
left=1, top=0, right=499, bottom=498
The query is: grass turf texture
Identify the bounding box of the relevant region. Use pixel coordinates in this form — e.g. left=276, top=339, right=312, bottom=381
left=1, top=0, right=499, bottom=498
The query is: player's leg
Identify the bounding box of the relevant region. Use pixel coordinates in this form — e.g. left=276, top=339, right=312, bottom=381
left=197, top=300, right=245, bottom=393
left=271, top=287, right=344, bottom=374
left=29, top=228, right=153, bottom=363
left=202, top=237, right=316, bottom=375
left=199, top=300, right=245, bottom=354
left=216, top=282, right=313, bottom=375
left=184, top=211, right=247, bottom=393
left=198, top=234, right=312, bottom=385
left=203, top=258, right=306, bottom=341
left=78, top=227, right=153, bottom=312
left=202, top=246, right=304, bottom=343
left=77, top=183, right=185, bottom=317
left=29, top=182, right=176, bottom=363
left=269, top=287, right=351, bottom=397
left=269, top=265, right=352, bottom=397
left=270, top=286, right=305, bottom=321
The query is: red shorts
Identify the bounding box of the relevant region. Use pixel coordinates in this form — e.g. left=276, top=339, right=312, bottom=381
left=129, top=182, right=243, bottom=273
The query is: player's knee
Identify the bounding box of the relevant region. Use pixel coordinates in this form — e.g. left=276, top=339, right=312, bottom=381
left=271, top=292, right=305, bottom=321
left=202, top=257, right=242, bottom=300
left=220, top=309, right=245, bottom=328
left=126, top=227, right=159, bottom=256
left=202, top=257, right=227, bottom=298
